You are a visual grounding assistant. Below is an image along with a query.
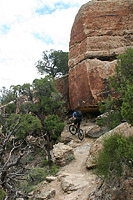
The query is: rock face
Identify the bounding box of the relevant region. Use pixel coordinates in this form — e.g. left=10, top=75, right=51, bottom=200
left=69, top=0, right=133, bottom=111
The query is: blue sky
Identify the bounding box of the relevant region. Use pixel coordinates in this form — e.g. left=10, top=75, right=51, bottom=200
left=0, top=0, right=89, bottom=89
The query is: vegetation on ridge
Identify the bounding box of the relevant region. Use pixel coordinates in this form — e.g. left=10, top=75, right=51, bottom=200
left=97, top=48, right=133, bottom=129
left=95, top=134, right=133, bottom=180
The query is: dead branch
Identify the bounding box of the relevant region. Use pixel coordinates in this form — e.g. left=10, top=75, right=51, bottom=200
left=0, top=117, right=21, bottom=157
left=0, top=143, right=29, bottom=198
left=3, top=118, right=21, bottom=146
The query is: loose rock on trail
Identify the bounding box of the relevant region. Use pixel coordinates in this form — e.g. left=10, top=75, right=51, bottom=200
left=30, top=121, right=99, bottom=200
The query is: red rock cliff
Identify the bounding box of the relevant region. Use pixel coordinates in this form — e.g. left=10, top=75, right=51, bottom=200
left=69, top=0, right=133, bottom=111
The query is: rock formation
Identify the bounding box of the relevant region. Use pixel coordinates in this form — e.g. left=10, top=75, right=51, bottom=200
left=69, top=0, right=133, bottom=111
left=51, top=143, right=74, bottom=166
left=86, top=122, right=133, bottom=169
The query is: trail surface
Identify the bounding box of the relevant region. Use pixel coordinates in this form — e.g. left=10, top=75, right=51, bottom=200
left=32, top=122, right=98, bottom=200
left=43, top=124, right=97, bottom=200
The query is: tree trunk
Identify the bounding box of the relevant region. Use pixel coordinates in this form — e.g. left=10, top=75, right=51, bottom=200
left=45, top=133, right=53, bottom=166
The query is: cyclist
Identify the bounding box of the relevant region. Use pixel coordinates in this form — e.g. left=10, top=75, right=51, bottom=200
left=72, top=110, right=82, bottom=132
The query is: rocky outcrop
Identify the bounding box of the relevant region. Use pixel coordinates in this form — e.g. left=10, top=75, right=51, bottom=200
left=69, top=0, right=133, bottom=111
left=51, top=143, right=74, bottom=166
left=88, top=174, right=133, bottom=200
left=85, top=124, right=104, bottom=138
left=86, top=122, right=133, bottom=169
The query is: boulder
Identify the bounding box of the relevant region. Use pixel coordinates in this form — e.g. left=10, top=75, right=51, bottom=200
left=85, top=124, right=103, bottom=138
left=61, top=173, right=89, bottom=193
left=45, top=176, right=57, bottom=182
left=69, top=0, right=133, bottom=111
left=16, top=199, right=24, bottom=200
left=86, top=122, right=133, bottom=169
left=35, top=188, right=56, bottom=200
left=52, top=143, right=74, bottom=166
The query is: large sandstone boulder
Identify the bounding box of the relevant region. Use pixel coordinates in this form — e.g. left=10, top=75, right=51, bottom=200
left=69, top=0, right=133, bottom=111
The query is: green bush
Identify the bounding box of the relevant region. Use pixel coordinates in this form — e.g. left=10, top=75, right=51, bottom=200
left=49, top=165, right=59, bottom=175
left=5, top=103, right=16, bottom=114
left=95, top=134, right=133, bottom=180
left=27, top=167, right=47, bottom=185
left=1, top=113, right=41, bottom=140
left=97, top=110, right=122, bottom=130
left=41, top=158, right=48, bottom=167
left=44, top=115, right=65, bottom=140
left=20, top=167, right=47, bottom=193
left=0, top=189, right=6, bottom=200
left=98, top=48, right=133, bottom=128
left=20, top=164, right=59, bottom=193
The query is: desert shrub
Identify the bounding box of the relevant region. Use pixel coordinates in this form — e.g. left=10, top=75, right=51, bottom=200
left=49, top=165, right=59, bottom=175
left=20, top=164, right=59, bottom=193
left=19, top=180, right=35, bottom=194
left=5, top=103, right=16, bottom=114
left=97, top=110, right=122, bottom=130
left=20, top=167, right=47, bottom=193
left=0, top=189, right=6, bottom=200
left=95, top=134, right=133, bottom=180
left=44, top=115, right=65, bottom=141
left=41, top=158, right=48, bottom=167
left=27, top=167, right=47, bottom=185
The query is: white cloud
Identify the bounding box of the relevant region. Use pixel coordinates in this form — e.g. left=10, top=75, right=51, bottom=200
left=0, top=0, right=89, bottom=89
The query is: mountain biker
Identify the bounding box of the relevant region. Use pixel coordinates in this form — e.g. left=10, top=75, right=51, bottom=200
left=72, top=110, right=82, bottom=132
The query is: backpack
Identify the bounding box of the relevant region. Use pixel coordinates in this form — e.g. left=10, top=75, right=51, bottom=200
left=76, top=111, right=82, bottom=118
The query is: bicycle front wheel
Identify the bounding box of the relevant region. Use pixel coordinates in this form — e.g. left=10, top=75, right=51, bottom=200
left=78, top=129, right=84, bottom=140
left=69, top=125, right=77, bottom=135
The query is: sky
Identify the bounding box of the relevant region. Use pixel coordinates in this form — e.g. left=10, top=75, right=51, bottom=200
left=0, top=0, right=89, bottom=89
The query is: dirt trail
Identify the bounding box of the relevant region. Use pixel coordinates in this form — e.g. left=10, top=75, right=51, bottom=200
left=43, top=133, right=97, bottom=200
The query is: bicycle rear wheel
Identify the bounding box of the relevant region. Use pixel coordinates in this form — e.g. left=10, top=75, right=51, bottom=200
left=69, top=124, right=77, bottom=135
left=78, top=129, right=84, bottom=140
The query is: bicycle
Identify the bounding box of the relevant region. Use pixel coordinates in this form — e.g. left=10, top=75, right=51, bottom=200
left=69, top=124, right=84, bottom=140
